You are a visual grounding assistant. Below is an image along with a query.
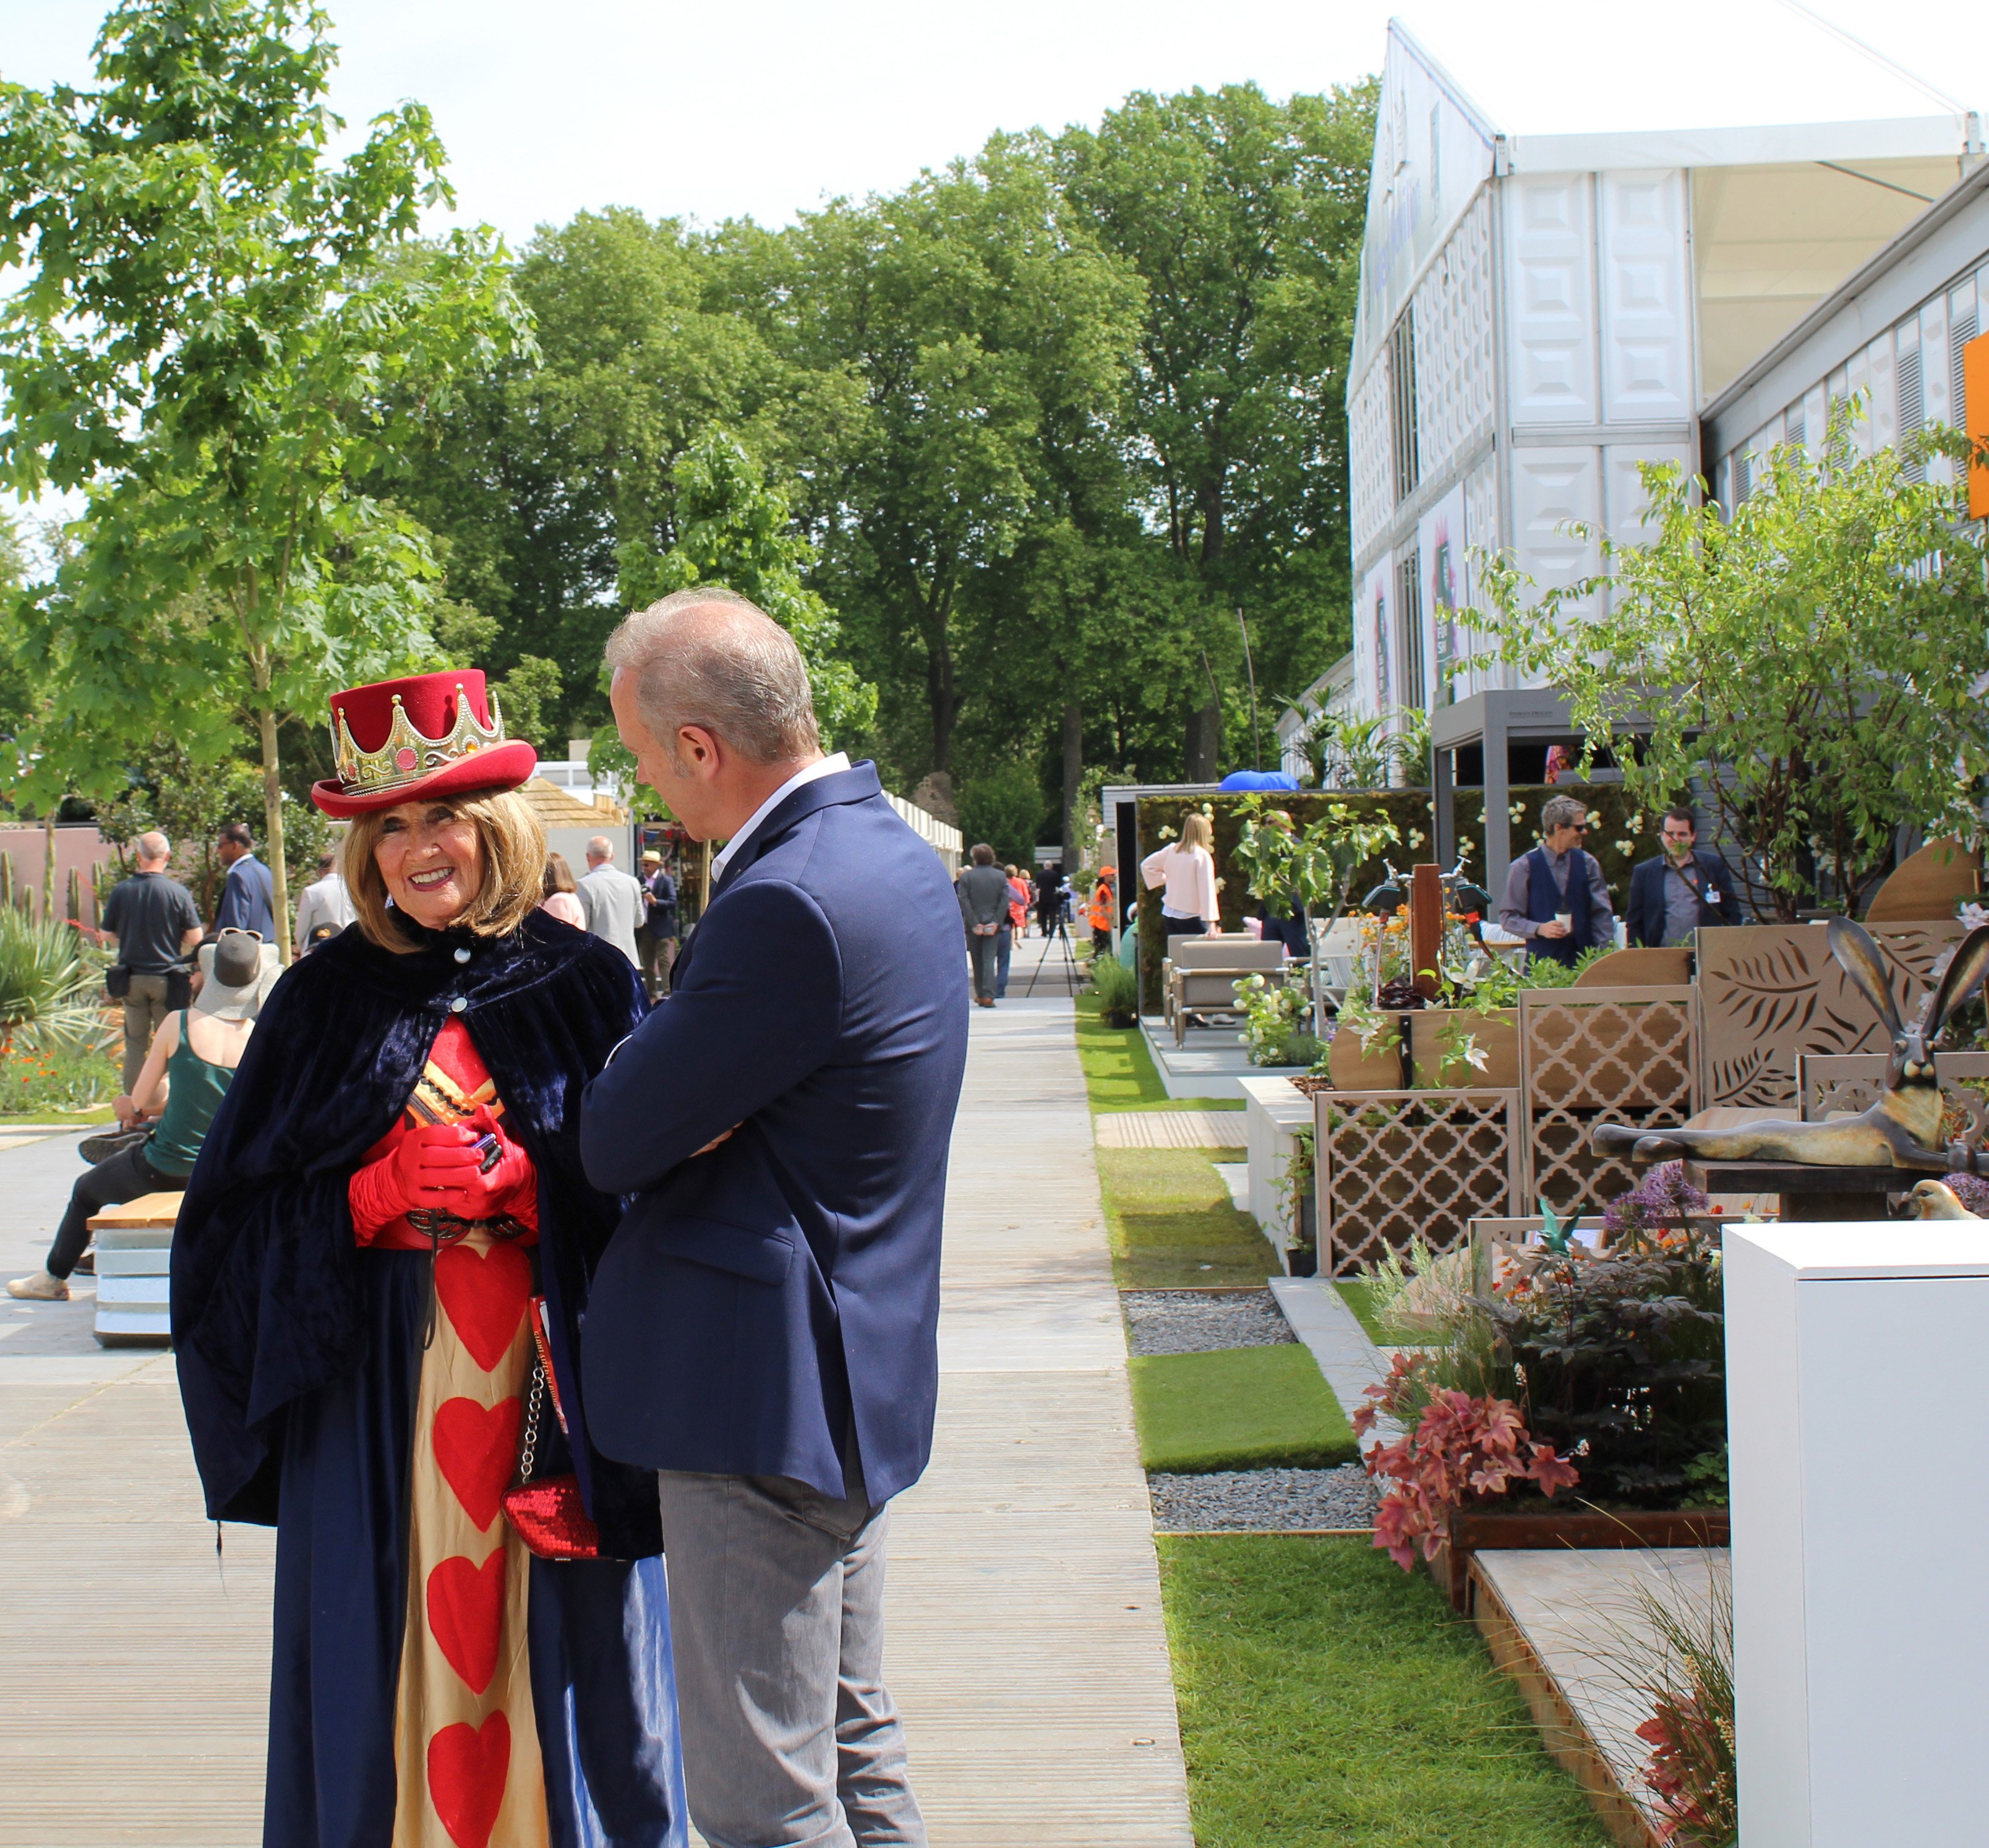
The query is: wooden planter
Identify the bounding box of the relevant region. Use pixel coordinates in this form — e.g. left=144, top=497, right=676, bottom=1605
left=1409, top=1007, right=1520, bottom=1089
left=1426, top=1504, right=1730, bottom=1612
left=1327, top=1016, right=1408, bottom=1089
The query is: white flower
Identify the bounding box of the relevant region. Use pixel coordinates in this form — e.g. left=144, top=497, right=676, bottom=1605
left=1614, top=839, right=1633, bottom=855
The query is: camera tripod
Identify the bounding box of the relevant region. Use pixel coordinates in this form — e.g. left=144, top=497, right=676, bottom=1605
left=1024, top=911, right=1080, bottom=997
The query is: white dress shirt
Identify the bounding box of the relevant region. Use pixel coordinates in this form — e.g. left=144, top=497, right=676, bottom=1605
left=710, top=753, right=850, bottom=884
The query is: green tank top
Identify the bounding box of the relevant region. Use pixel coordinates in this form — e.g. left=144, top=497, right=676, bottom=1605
left=145, top=1015, right=237, bottom=1178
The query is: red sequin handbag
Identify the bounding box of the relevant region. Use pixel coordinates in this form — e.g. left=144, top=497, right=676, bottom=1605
left=502, top=1307, right=601, bottom=1562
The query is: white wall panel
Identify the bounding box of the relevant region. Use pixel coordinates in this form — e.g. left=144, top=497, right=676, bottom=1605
left=1599, top=169, right=1692, bottom=422
left=1511, top=447, right=1601, bottom=610
left=1352, top=556, right=1393, bottom=720
left=1413, top=192, right=1495, bottom=477
left=1844, top=343, right=1872, bottom=454
left=1506, top=174, right=1598, bottom=424
left=1802, top=385, right=1828, bottom=462
left=1455, top=451, right=1503, bottom=701
left=1348, top=361, right=1393, bottom=562
left=1867, top=332, right=1897, bottom=457
left=1603, top=442, right=1690, bottom=550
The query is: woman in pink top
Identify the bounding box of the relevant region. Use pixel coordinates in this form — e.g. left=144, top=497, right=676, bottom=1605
left=541, top=850, right=586, bottom=926
left=1139, top=811, right=1221, bottom=945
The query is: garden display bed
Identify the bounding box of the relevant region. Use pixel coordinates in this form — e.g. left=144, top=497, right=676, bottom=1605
left=1427, top=1505, right=1729, bottom=1613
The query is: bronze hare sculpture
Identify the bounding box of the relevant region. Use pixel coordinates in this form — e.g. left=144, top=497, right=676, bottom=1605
left=1594, top=918, right=1989, bottom=1172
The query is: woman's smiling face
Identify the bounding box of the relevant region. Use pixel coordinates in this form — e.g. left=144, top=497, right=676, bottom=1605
left=373, top=800, right=484, bottom=931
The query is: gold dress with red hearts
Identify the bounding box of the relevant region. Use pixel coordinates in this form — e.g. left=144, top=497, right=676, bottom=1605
left=352, top=1019, right=548, bottom=1847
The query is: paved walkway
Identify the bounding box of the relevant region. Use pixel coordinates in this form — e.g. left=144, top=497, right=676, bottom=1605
left=0, top=992, right=1192, bottom=1845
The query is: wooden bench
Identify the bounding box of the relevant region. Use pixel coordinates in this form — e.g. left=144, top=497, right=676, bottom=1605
left=86, top=1191, right=184, bottom=1348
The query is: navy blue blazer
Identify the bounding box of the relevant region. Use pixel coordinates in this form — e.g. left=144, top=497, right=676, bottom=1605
left=578, top=761, right=969, bottom=1505
left=1625, top=849, right=1743, bottom=948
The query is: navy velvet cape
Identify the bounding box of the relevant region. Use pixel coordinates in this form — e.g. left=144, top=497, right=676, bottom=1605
left=172, top=908, right=662, bottom=1558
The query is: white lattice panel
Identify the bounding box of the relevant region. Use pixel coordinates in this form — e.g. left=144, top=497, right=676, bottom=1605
left=1348, top=359, right=1393, bottom=562
left=1510, top=446, right=1601, bottom=599
left=1506, top=174, right=1598, bottom=425
left=1599, top=169, right=1690, bottom=423
left=1413, top=190, right=1494, bottom=479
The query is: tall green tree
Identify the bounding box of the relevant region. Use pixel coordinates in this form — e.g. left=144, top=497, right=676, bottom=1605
left=1058, top=80, right=1377, bottom=772
left=739, top=133, right=1144, bottom=789
left=0, top=0, right=528, bottom=952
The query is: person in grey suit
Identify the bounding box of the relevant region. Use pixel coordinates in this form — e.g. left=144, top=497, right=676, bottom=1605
left=956, top=843, right=1011, bottom=1007
left=576, top=833, right=646, bottom=964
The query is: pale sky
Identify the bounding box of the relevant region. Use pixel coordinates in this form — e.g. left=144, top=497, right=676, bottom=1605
left=0, top=0, right=1983, bottom=247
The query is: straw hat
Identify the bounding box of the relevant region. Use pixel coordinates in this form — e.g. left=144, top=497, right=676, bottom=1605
left=192, top=930, right=282, bottom=1021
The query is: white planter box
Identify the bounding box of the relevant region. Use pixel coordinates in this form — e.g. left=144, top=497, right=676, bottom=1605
left=1241, top=1076, right=1311, bottom=1260
left=1726, top=1221, right=1989, bottom=1847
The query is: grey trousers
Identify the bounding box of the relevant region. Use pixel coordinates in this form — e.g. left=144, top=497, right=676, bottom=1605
left=657, top=1471, right=926, bottom=1848
left=120, top=973, right=170, bottom=1093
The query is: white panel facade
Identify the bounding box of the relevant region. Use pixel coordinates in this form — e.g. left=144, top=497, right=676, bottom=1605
left=1598, top=169, right=1692, bottom=422
left=1602, top=442, right=1690, bottom=549
left=1865, top=332, right=1896, bottom=455
left=1510, top=447, right=1601, bottom=612
left=1506, top=174, right=1598, bottom=424
left=1454, top=451, right=1502, bottom=702
left=1416, top=484, right=1466, bottom=707
left=1919, top=295, right=1951, bottom=481
left=1353, top=557, right=1393, bottom=715
left=1348, top=361, right=1393, bottom=563
left=1413, top=191, right=1495, bottom=479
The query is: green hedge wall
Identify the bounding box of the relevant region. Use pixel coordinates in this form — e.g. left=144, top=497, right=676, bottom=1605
left=1133, top=783, right=1666, bottom=1016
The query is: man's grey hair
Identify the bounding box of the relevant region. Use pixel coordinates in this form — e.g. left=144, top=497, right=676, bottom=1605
left=605, top=586, right=819, bottom=767
left=1541, top=794, right=1589, bottom=834
left=136, top=831, right=169, bottom=864
left=586, top=836, right=614, bottom=862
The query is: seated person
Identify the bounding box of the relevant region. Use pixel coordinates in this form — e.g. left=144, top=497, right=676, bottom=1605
left=8, top=930, right=275, bottom=1301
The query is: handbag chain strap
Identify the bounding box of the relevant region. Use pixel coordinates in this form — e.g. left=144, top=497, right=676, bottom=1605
left=517, top=1359, right=544, bottom=1484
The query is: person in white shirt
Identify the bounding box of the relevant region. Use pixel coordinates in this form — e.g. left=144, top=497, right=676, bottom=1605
left=1139, top=811, right=1221, bottom=945
left=293, top=852, right=356, bottom=951
left=577, top=835, right=647, bottom=965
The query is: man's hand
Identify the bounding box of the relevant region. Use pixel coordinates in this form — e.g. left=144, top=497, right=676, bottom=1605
left=1536, top=920, right=1572, bottom=939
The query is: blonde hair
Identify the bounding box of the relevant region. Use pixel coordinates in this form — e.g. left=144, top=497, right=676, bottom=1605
left=341, top=789, right=547, bottom=954
left=1179, top=813, right=1214, bottom=855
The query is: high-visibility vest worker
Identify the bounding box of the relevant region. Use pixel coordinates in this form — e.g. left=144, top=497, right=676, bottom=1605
left=1087, top=870, right=1116, bottom=935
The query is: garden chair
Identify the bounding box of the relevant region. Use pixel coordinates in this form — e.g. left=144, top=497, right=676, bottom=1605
left=1166, top=938, right=1286, bottom=1046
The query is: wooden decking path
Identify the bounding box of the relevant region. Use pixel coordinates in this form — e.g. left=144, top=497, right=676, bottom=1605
left=0, top=986, right=1192, bottom=1846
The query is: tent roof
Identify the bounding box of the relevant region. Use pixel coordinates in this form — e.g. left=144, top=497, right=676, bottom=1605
left=518, top=776, right=627, bottom=828
left=1390, top=3, right=1977, bottom=170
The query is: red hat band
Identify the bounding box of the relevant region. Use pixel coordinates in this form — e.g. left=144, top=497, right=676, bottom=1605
left=312, top=670, right=538, bottom=818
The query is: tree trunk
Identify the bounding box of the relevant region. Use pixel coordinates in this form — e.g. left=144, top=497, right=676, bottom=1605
left=1186, top=701, right=1221, bottom=781
left=257, top=698, right=293, bottom=962
left=1061, top=701, right=1082, bottom=869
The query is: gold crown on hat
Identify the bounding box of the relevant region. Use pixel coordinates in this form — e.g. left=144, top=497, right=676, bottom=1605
left=330, top=684, right=507, bottom=796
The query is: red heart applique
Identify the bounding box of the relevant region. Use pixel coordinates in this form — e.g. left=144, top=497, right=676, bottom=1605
left=426, top=1549, right=505, bottom=1695
left=427, top=1711, right=510, bottom=1848
left=434, top=1241, right=532, bottom=1372
left=432, top=1396, right=521, bottom=1533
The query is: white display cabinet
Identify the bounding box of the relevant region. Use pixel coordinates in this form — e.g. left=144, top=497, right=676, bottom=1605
left=1726, top=1221, right=1989, bottom=1847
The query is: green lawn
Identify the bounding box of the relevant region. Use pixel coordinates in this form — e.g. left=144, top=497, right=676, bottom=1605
left=1335, top=1280, right=1387, bottom=1342
left=1160, top=1536, right=1612, bottom=1848
left=1074, top=991, right=1243, bottom=1114
left=1131, top=1344, right=1357, bottom=1473
left=1097, top=1147, right=1274, bottom=1289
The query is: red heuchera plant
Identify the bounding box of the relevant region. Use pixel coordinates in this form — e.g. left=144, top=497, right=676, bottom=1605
left=1354, top=1353, right=1580, bottom=1570
left=1636, top=1696, right=1732, bottom=1842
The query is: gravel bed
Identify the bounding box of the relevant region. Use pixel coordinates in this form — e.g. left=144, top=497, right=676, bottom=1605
left=1149, top=1465, right=1380, bottom=1532
left=1121, top=1288, right=1296, bottom=1356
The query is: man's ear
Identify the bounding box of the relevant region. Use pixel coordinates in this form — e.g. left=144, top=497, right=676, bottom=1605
left=674, top=724, right=721, bottom=776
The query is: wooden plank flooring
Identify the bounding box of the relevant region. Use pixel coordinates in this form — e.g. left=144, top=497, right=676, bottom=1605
left=0, top=991, right=1193, bottom=1846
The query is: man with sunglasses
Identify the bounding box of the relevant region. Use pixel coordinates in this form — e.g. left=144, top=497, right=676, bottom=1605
left=1497, top=792, right=1615, bottom=969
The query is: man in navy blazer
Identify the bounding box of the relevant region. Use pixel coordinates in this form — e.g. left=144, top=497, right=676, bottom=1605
left=581, top=588, right=968, bottom=1848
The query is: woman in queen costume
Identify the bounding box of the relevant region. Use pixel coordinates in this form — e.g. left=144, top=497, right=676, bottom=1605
left=171, top=670, right=687, bottom=1848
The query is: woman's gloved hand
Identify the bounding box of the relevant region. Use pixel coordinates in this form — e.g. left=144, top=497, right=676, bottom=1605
left=458, top=1106, right=536, bottom=1220
left=349, top=1122, right=495, bottom=1239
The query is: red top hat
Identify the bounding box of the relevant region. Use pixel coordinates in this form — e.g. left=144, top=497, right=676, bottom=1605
left=311, top=670, right=539, bottom=818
